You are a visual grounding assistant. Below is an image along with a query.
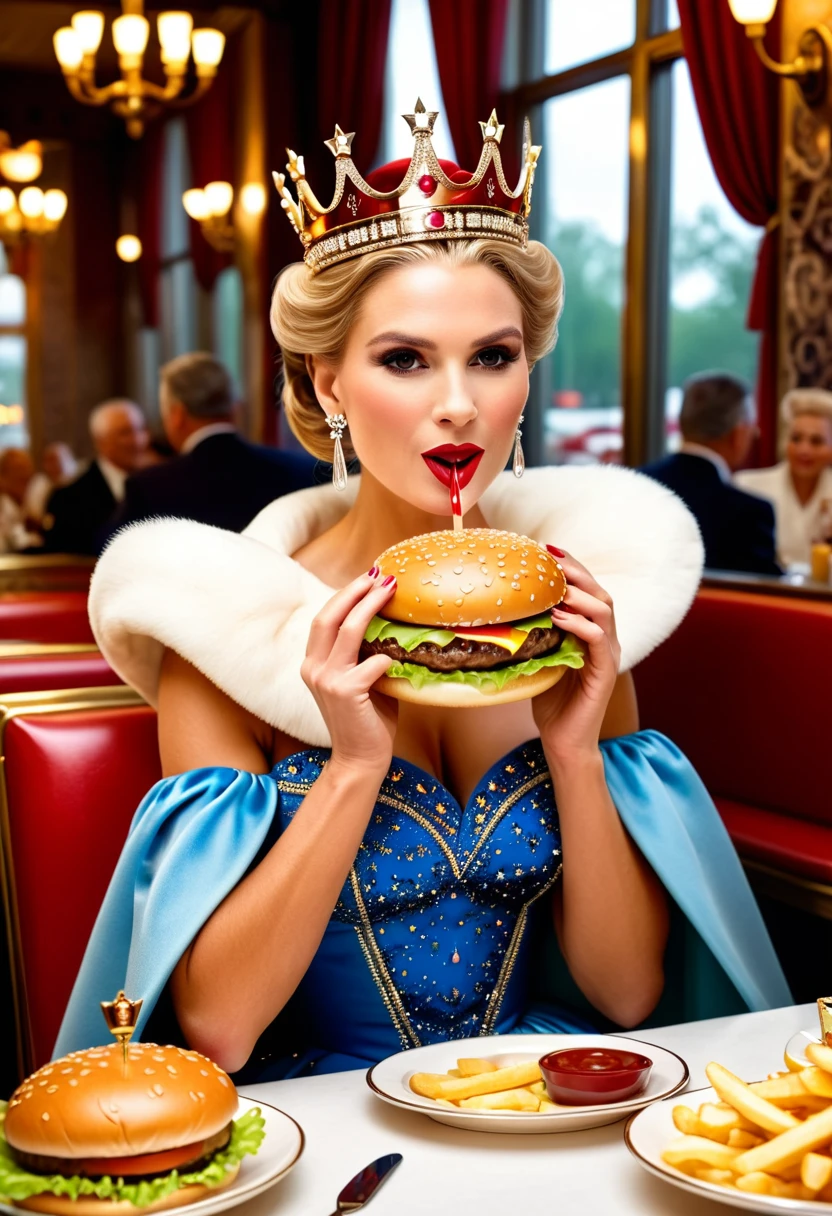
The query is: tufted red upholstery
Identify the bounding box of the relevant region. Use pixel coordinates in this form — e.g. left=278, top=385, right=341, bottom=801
left=2, top=700, right=161, bottom=1070
left=0, top=592, right=93, bottom=644
left=635, top=587, right=832, bottom=884
left=0, top=651, right=118, bottom=693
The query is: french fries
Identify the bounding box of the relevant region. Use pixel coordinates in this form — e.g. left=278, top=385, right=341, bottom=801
left=409, top=1057, right=556, bottom=1113
left=661, top=1046, right=832, bottom=1203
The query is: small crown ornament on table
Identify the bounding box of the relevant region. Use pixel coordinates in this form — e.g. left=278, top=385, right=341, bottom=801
left=273, top=99, right=542, bottom=274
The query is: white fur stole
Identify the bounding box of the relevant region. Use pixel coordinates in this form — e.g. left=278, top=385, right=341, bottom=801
left=89, top=465, right=703, bottom=748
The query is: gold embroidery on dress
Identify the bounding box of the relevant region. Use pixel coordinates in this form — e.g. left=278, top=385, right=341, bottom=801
left=349, top=869, right=422, bottom=1049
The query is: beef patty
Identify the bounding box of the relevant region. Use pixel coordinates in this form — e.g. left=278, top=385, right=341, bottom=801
left=360, top=624, right=562, bottom=673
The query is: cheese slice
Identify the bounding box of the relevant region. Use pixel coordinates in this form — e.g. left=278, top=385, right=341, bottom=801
left=364, top=610, right=555, bottom=655
left=452, top=625, right=528, bottom=656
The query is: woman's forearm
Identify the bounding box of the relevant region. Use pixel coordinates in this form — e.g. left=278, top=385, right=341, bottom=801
left=546, top=746, right=669, bottom=1027
left=172, top=757, right=385, bottom=1072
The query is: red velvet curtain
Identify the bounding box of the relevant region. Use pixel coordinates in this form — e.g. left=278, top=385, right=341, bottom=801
left=317, top=0, right=392, bottom=166
left=427, top=0, right=509, bottom=172
left=677, top=0, right=782, bottom=465
left=136, top=120, right=163, bottom=328
left=185, top=63, right=234, bottom=293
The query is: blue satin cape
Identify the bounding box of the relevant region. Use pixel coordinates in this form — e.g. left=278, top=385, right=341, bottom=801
left=55, top=730, right=790, bottom=1074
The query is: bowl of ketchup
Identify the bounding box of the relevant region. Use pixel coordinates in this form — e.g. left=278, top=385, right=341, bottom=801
left=538, top=1047, right=653, bottom=1106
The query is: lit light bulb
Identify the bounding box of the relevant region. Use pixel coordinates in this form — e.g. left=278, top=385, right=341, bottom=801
left=0, top=187, right=16, bottom=216
left=191, top=28, right=225, bottom=70
left=0, top=141, right=43, bottom=183
left=240, top=182, right=267, bottom=216
left=71, top=11, right=105, bottom=54
left=727, top=0, right=778, bottom=24
left=116, top=234, right=142, bottom=262
left=204, top=180, right=233, bottom=217
left=158, top=11, right=193, bottom=64
left=182, top=188, right=210, bottom=220
left=112, top=13, right=150, bottom=58
left=18, top=186, right=45, bottom=219
left=54, top=26, right=84, bottom=71
left=44, top=190, right=69, bottom=222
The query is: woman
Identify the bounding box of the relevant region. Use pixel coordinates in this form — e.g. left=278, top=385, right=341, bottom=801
left=736, top=388, right=832, bottom=568
left=57, top=107, right=788, bottom=1077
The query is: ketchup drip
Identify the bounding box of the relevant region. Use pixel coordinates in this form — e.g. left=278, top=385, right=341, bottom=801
left=450, top=462, right=463, bottom=530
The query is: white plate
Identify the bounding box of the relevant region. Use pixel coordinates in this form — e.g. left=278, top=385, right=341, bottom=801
left=366, top=1032, right=689, bottom=1134
left=0, top=1096, right=304, bottom=1216
left=626, top=1084, right=828, bottom=1214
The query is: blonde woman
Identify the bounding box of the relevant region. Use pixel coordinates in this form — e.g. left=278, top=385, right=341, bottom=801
left=56, top=105, right=788, bottom=1079
left=736, top=388, right=832, bottom=567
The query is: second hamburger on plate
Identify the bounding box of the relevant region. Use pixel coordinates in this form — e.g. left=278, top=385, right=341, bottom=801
left=362, top=527, right=584, bottom=707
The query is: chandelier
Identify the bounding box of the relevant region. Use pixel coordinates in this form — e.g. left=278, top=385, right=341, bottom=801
left=0, top=187, right=68, bottom=248
left=53, top=1, right=225, bottom=139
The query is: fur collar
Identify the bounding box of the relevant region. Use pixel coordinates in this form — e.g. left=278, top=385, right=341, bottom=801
left=89, top=465, right=703, bottom=747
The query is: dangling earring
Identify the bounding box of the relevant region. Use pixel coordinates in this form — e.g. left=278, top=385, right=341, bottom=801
left=513, top=414, right=525, bottom=478
left=327, top=413, right=348, bottom=491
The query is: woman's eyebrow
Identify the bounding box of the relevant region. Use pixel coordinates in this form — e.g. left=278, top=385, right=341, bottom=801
left=366, top=325, right=523, bottom=350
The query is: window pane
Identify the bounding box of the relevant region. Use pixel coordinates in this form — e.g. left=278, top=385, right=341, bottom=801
left=546, top=0, right=635, bottom=75
left=379, top=0, right=455, bottom=166
left=0, top=274, right=25, bottom=326
left=159, top=258, right=197, bottom=361
left=668, top=0, right=680, bottom=27
left=539, top=76, right=630, bottom=465
left=0, top=335, right=28, bottom=446
left=666, top=59, right=760, bottom=449
left=213, top=266, right=243, bottom=391
left=161, top=117, right=190, bottom=260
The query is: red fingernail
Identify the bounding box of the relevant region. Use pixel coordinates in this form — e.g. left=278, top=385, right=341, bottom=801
left=547, top=545, right=565, bottom=558
left=368, top=566, right=379, bottom=578
left=381, top=575, right=396, bottom=587
left=554, top=602, right=577, bottom=613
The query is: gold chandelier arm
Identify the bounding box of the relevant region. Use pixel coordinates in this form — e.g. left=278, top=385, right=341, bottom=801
left=63, top=71, right=119, bottom=106
left=749, top=33, right=823, bottom=78
left=140, top=74, right=188, bottom=103
left=166, top=76, right=214, bottom=108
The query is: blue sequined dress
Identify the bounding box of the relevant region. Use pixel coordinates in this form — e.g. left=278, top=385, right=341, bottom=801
left=56, top=730, right=791, bottom=1077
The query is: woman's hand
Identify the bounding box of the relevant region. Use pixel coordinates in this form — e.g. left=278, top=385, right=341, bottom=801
left=301, top=569, right=399, bottom=776
left=532, top=546, right=621, bottom=764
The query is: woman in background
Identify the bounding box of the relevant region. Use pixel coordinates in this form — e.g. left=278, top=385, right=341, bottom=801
left=736, top=389, right=832, bottom=568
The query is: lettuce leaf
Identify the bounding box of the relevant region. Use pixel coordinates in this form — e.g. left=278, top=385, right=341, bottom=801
left=364, top=609, right=558, bottom=653
left=382, top=633, right=585, bottom=690
left=0, top=1104, right=265, bottom=1208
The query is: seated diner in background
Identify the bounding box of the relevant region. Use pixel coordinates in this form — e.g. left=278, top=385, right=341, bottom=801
left=0, top=447, right=43, bottom=552
left=23, top=442, right=79, bottom=527
left=735, top=388, right=832, bottom=571
left=640, top=371, right=781, bottom=577
left=55, top=106, right=789, bottom=1080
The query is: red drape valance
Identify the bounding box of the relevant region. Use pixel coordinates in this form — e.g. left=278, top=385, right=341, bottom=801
left=677, top=0, right=782, bottom=465
left=427, top=0, right=509, bottom=172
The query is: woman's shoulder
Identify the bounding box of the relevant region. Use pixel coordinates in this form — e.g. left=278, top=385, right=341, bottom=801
left=734, top=464, right=786, bottom=494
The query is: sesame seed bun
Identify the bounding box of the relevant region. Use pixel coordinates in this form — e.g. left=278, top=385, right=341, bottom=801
left=5, top=1043, right=237, bottom=1161
left=376, top=528, right=566, bottom=628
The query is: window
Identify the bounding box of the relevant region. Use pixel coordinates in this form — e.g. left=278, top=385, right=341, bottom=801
left=545, top=0, right=636, bottom=74
left=379, top=0, right=455, bottom=165
left=0, top=245, right=28, bottom=447
left=666, top=58, right=760, bottom=449
left=213, top=266, right=243, bottom=391
left=541, top=76, right=631, bottom=464
left=159, top=118, right=197, bottom=363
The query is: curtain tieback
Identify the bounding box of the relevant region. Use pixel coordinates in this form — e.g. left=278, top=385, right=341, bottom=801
left=765, top=213, right=781, bottom=234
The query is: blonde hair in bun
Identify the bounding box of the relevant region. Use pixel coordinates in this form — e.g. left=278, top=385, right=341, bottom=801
left=269, top=239, right=564, bottom=462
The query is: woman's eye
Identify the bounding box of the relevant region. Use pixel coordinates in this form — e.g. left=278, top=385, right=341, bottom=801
left=474, top=346, right=514, bottom=368
left=383, top=350, right=421, bottom=373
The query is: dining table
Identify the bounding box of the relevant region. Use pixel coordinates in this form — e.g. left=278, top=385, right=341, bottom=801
left=237, top=1001, right=818, bottom=1215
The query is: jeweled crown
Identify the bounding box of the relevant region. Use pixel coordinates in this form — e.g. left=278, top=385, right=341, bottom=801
left=272, top=99, right=541, bottom=274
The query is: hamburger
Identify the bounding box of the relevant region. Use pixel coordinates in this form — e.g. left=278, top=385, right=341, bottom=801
left=0, top=1043, right=264, bottom=1215
left=362, top=528, right=584, bottom=707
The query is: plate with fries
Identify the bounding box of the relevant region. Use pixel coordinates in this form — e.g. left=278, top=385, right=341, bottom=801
left=626, top=1042, right=832, bottom=1211
left=366, top=1033, right=689, bottom=1134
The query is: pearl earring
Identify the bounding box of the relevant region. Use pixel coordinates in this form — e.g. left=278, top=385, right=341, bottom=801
left=513, top=414, right=525, bottom=478
left=327, top=414, right=348, bottom=491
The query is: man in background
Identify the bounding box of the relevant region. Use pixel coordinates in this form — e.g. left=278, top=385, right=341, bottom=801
left=102, top=352, right=316, bottom=544
left=640, top=371, right=781, bottom=575
left=44, top=400, right=148, bottom=554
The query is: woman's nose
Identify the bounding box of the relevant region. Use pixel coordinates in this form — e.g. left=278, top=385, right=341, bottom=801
left=432, top=371, right=477, bottom=426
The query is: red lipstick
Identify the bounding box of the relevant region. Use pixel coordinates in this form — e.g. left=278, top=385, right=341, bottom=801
left=421, top=443, right=484, bottom=490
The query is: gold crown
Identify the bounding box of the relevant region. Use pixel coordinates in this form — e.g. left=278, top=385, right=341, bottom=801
left=272, top=99, right=541, bottom=274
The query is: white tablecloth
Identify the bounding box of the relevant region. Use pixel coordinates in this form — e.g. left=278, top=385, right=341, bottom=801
left=238, top=1002, right=816, bottom=1215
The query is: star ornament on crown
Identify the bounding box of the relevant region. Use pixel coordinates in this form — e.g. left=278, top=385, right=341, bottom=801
left=272, top=99, right=541, bottom=274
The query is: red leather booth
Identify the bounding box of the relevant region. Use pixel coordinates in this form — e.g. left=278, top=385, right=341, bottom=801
left=0, top=592, right=94, bottom=644
left=0, top=646, right=118, bottom=693
left=0, top=688, right=160, bottom=1074
left=635, top=585, right=832, bottom=913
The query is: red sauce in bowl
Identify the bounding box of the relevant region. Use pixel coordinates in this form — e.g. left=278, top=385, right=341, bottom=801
left=539, top=1047, right=653, bottom=1106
